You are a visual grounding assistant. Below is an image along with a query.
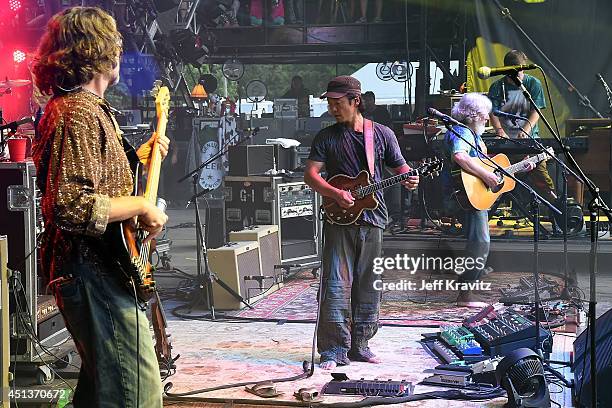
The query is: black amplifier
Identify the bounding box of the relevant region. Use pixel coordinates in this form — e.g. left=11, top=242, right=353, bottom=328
left=228, top=144, right=294, bottom=175
left=223, top=176, right=321, bottom=263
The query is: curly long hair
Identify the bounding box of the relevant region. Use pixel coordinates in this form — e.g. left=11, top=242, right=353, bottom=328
left=32, top=7, right=122, bottom=95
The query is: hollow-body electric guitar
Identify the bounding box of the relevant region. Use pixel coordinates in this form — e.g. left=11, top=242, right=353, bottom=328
left=322, top=158, right=443, bottom=225
left=452, top=147, right=554, bottom=211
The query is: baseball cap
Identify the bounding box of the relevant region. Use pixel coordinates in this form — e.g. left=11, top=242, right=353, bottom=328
left=320, top=76, right=361, bottom=99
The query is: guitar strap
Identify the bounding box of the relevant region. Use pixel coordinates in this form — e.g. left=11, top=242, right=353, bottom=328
left=364, top=118, right=375, bottom=178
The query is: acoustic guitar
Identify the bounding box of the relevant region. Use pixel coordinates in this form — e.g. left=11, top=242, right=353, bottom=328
left=106, top=81, right=170, bottom=302
left=322, top=158, right=443, bottom=225
left=452, top=147, right=554, bottom=211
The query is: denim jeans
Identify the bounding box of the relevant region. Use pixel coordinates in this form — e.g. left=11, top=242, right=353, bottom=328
left=461, top=209, right=490, bottom=282
left=317, top=223, right=383, bottom=364
left=53, top=257, right=162, bottom=407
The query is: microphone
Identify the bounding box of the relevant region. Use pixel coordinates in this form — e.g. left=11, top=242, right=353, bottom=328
left=477, top=64, right=539, bottom=79
left=0, top=116, right=34, bottom=132
left=427, top=107, right=464, bottom=128
left=242, top=126, right=269, bottom=132
left=492, top=109, right=528, bottom=122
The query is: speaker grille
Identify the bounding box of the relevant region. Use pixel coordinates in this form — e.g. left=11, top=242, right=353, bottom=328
left=237, top=247, right=262, bottom=299
left=260, top=231, right=281, bottom=277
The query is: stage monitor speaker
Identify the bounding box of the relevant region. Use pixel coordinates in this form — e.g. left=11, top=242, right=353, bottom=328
left=573, top=308, right=612, bottom=407
left=208, top=241, right=263, bottom=310
left=229, top=225, right=281, bottom=279
left=1, top=237, right=9, bottom=408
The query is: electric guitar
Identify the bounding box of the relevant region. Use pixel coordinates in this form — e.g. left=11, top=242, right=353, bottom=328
left=106, top=81, right=170, bottom=301
left=452, top=147, right=554, bottom=211
left=322, top=158, right=443, bottom=225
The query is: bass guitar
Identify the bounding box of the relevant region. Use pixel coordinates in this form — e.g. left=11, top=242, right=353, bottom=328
left=322, top=158, right=443, bottom=225
left=452, top=147, right=554, bottom=211
left=106, top=81, right=170, bottom=301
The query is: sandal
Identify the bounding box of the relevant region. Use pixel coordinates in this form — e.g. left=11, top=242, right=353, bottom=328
left=245, top=381, right=283, bottom=398
left=294, top=387, right=322, bottom=402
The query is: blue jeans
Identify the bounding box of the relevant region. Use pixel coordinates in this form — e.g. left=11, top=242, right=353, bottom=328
left=462, top=209, right=490, bottom=281
left=317, top=223, right=383, bottom=364
left=53, top=258, right=162, bottom=407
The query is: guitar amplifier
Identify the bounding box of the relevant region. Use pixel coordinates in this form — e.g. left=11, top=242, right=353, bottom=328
left=229, top=225, right=281, bottom=279
left=0, top=161, right=72, bottom=363
left=228, top=144, right=294, bottom=175
left=208, top=241, right=263, bottom=310
left=224, top=176, right=321, bottom=264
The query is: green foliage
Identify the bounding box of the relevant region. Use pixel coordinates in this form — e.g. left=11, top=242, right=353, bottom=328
left=186, top=63, right=366, bottom=101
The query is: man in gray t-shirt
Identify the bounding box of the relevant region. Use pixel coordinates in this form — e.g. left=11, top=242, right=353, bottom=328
left=305, top=76, right=419, bottom=370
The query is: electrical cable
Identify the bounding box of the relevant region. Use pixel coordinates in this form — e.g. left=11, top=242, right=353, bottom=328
left=10, top=276, right=75, bottom=396
left=12, top=276, right=79, bottom=370
left=165, top=223, right=326, bottom=398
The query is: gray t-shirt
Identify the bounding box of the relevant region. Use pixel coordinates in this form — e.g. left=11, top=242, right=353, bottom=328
left=308, top=121, right=406, bottom=228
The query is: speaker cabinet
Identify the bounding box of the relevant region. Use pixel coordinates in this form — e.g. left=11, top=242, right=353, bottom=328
left=573, top=308, right=612, bottom=407
left=208, top=241, right=263, bottom=310
left=229, top=225, right=281, bottom=279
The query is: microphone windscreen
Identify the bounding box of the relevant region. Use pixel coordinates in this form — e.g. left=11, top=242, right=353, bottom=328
left=477, top=66, right=491, bottom=80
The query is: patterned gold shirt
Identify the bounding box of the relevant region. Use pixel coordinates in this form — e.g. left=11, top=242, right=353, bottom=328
left=33, top=89, right=134, bottom=279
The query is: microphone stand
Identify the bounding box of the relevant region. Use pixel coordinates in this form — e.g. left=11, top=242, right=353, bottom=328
left=507, top=71, right=611, bottom=406
left=443, top=120, right=560, bottom=362
left=596, top=73, right=612, bottom=118
left=491, top=0, right=603, bottom=118
left=509, top=120, right=584, bottom=300
left=173, top=128, right=260, bottom=320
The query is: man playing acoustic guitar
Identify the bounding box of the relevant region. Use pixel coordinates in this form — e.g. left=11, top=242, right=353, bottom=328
left=444, top=93, right=535, bottom=307
left=33, top=7, right=169, bottom=407
left=304, top=76, right=419, bottom=370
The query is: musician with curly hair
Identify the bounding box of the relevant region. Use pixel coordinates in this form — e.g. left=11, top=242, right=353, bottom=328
left=32, top=7, right=169, bottom=407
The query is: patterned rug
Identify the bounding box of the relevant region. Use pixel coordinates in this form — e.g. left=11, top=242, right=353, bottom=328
left=235, top=270, right=564, bottom=326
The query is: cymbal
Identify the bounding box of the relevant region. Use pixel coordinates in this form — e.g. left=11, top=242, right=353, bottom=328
left=0, top=79, right=31, bottom=88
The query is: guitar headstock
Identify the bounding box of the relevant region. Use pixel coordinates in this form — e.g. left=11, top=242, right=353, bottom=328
left=151, top=80, right=170, bottom=119
left=419, top=157, right=444, bottom=179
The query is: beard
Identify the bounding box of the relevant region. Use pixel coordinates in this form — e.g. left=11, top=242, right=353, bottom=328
left=475, top=123, right=486, bottom=136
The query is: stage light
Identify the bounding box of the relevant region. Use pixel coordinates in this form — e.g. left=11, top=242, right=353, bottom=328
left=170, top=29, right=208, bottom=67
left=495, top=348, right=551, bottom=408
left=13, top=50, right=26, bottom=64
left=9, top=0, right=22, bottom=12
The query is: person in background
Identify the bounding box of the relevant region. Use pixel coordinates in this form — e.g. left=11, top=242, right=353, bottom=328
left=250, top=0, right=284, bottom=25
left=362, top=91, right=391, bottom=128
left=362, top=91, right=399, bottom=229
left=488, top=50, right=557, bottom=209
left=355, top=0, right=383, bottom=23
left=284, top=0, right=304, bottom=24
left=283, top=75, right=312, bottom=117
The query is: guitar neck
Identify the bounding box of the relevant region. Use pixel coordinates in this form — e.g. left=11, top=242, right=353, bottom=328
left=358, top=169, right=417, bottom=196
left=143, top=116, right=167, bottom=204
left=505, top=152, right=547, bottom=175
